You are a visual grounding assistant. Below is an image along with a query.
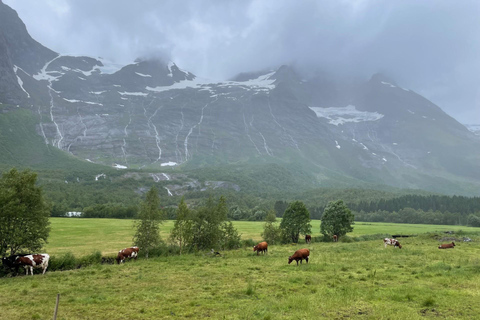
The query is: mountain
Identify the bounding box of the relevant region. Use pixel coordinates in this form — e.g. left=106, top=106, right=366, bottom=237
left=1, top=2, right=480, bottom=196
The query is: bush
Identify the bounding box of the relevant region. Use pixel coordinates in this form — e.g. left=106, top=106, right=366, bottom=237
left=242, top=239, right=256, bottom=248
left=49, top=252, right=77, bottom=271
left=338, top=236, right=354, bottom=243
left=77, top=251, right=102, bottom=267
left=142, top=243, right=181, bottom=258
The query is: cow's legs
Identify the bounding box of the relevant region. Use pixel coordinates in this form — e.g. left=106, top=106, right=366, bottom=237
left=305, top=257, right=309, bottom=264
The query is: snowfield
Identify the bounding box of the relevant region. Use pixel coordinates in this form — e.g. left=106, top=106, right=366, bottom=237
left=309, top=105, right=384, bottom=125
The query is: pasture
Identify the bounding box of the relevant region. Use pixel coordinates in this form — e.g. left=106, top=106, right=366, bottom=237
left=44, top=218, right=479, bottom=256
left=1, top=219, right=480, bottom=319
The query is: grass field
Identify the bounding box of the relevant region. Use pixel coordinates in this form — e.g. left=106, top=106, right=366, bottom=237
left=45, top=218, right=480, bottom=256
left=1, top=219, right=480, bottom=319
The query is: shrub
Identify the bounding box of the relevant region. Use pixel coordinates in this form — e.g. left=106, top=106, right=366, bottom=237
left=49, top=252, right=77, bottom=271
left=77, top=251, right=102, bottom=267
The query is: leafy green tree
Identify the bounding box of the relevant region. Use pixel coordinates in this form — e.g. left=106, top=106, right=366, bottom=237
left=133, top=187, right=164, bottom=258
left=467, top=214, right=480, bottom=227
left=0, top=168, right=50, bottom=256
left=191, top=195, right=241, bottom=251
left=261, top=210, right=282, bottom=244
left=221, top=221, right=241, bottom=250
left=169, top=197, right=193, bottom=254
left=320, top=200, right=354, bottom=239
left=280, top=201, right=311, bottom=243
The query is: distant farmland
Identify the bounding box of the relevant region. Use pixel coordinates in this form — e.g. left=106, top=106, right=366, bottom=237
left=45, top=218, right=480, bottom=256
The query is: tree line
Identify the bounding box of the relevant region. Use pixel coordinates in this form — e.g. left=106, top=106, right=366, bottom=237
left=349, top=194, right=480, bottom=215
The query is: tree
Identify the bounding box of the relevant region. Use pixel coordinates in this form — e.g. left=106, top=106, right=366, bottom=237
left=169, top=197, right=193, bottom=254
left=320, top=200, right=354, bottom=240
left=191, top=195, right=240, bottom=251
left=220, top=221, right=241, bottom=250
left=0, top=168, right=50, bottom=257
left=133, top=187, right=164, bottom=258
left=280, top=201, right=311, bottom=243
left=467, top=214, right=480, bottom=227
left=261, top=210, right=282, bottom=245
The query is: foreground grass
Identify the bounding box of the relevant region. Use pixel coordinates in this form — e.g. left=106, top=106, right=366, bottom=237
left=45, top=218, right=479, bottom=256
left=2, top=233, right=480, bottom=319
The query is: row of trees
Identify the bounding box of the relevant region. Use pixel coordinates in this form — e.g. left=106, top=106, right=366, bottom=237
left=135, top=188, right=241, bottom=257
left=262, top=200, right=354, bottom=244
left=353, top=208, right=480, bottom=226
left=350, top=194, right=480, bottom=215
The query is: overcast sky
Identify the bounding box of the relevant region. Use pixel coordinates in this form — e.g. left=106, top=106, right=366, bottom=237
left=4, top=0, right=480, bottom=123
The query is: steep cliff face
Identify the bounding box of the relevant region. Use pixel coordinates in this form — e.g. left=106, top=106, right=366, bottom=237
left=1, top=1, right=479, bottom=195
left=0, top=1, right=57, bottom=75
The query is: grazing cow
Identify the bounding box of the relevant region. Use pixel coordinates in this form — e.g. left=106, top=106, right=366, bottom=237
left=288, top=248, right=310, bottom=265
left=305, top=235, right=312, bottom=244
left=2, top=254, right=29, bottom=274
left=116, top=246, right=139, bottom=264
left=253, top=242, right=268, bottom=255
left=384, top=238, right=402, bottom=249
left=333, top=235, right=338, bottom=242
left=438, top=242, right=455, bottom=249
left=2, top=254, right=50, bottom=275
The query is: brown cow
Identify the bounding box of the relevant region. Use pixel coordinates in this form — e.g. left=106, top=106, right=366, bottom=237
left=438, top=242, right=455, bottom=249
left=253, top=242, right=268, bottom=255
left=288, top=248, right=310, bottom=265
left=116, top=246, right=139, bottom=264
left=305, top=235, right=311, bottom=244
left=333, top=235, right=338, bottom=242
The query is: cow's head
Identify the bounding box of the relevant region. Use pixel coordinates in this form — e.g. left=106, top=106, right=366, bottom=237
left=288, top=256, right=293, bottom=264
left=397, top=243, right=402, bottom=249
left=452, top=242, right=456, bottom=246
left=253, top=245, right=258, bottom=252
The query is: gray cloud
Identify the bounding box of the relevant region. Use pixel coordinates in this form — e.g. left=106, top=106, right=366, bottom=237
left=4, top=0, right=480, bottom=123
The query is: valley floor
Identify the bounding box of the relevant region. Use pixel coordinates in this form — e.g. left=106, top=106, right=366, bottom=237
left=1, top=220, right=480, bottom=319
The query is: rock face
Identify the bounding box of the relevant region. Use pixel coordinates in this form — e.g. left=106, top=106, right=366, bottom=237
left=1, top=1, right=480, bottom=194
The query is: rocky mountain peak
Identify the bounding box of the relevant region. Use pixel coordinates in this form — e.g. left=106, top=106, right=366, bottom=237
left=0, top=2, right=57, bottom=75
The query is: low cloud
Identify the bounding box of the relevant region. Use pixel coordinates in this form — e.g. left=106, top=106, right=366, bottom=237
left=4, top=0, right=480, bottom=123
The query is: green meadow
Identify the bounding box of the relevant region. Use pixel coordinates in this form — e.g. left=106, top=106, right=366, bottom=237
left=1, top=218, right=480, bottom=319
left=45, top=218, right=479, bottom=256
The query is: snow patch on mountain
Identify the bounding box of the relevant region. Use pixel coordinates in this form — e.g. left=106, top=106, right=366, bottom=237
left=13, top=65, right=30, bottom=98
left=465, top=124, right=480, bottom=135
left=118, top=91, right=148, bottom=96
left=135, top=72, right=152, bottom=77
left=310, top=105, right=384, bottom=126
left=63, top=98, right=103, bottom=106
left=146, top=76, right=210, bottom=93
left=161, top=162, right=177, bottom=167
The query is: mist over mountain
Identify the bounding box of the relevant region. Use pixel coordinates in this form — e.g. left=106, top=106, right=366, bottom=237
left=1, top=1, right=480, bottom=196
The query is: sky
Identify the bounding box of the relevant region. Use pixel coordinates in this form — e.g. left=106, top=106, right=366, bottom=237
left=4, top=0, right=480, bottom=124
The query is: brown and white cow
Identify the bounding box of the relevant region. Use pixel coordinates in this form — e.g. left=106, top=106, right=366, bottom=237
left=253, top=242, right=268, bottom=255
left=333, top=235, right=338, bottom=242
left=438, top=242, right=455, bottom=249
left=384, top=238, right=402, bottom=249
left=116, top=246, right=139, bottom=264
left=288, top=248, right=310, bottom=265
left=305, top=235, right=312, bottom=244
left=2, top=254, right=50, bottom=275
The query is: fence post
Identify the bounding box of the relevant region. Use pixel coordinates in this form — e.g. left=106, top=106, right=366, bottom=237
left=53, top=293, right=60, bottom=320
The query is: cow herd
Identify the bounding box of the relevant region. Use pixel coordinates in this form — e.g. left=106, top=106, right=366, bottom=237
left=1, top=235, right=460, bottom=276
left=383, top=237, right=458, bottom=250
